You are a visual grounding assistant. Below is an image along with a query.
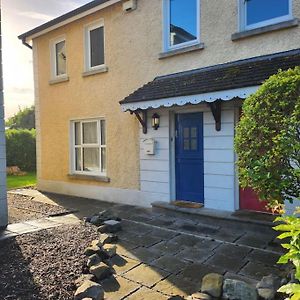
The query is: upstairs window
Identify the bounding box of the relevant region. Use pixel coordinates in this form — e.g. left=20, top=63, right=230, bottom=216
left=85, top=20, right=105, bottom=71
left=163, top=0, right=200, bottom=51
left=51, top=37, right=66, bottom=79
left=241, top=0, right=292, bottom=31
left=72, top=119, right=106, bottom=176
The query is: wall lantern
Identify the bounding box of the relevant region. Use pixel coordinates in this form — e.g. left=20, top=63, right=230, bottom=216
left=152, top=113, right=160, bottom=130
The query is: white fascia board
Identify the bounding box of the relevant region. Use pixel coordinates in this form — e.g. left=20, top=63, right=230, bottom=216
left=25, top=0, right=121, bottom=42
left=120, top=86, right=260, bottom=112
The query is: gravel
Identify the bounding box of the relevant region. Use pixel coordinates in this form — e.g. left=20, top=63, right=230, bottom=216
left=8, top=194, right=71, bottom=224
left=0, top=224, right=99, bottom=300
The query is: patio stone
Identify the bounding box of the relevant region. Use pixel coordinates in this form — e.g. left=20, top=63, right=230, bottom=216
left=24, top=218, right=60, bottom=229
left=123, top=264, right=170, bottom=288
left=247, top=249, right=281, bottom=266
left=194, top=239, right=221, bottom=251
left=213, top=243, right=250, bottom=258
left=119, top=232, right=162, bottom=248
left=170, top=234, right=203, bottom=247
left=126, top=286, right=169, bottom=300
left=6, top=222, right=40, bottom=234
left=47, top=214, right=80, bottom=225
left=224, top=272, right=258, bottom=287
left=176, top=247, right=213, bottom=263
left=110, top=255, right=141, bottom=275
left=150, top=255, right=191, bottom=273
left=0, top=230, right=17, bottom=241
left=129, top=246, right=162, bottom=264
left=235, top=234, right=271, bottom=248
left=149, top=228, right=178, bottom=240
left=239, top=262, right=287, bottom=281
left=205, top=252, right=246, bottom=273
left=150, top=241, right=184, bottom=255
left=101, top=276, right=141, bottom=300
left=154, top=274, right=199, bottom=297
left=180, top=263, right=226, bottom=283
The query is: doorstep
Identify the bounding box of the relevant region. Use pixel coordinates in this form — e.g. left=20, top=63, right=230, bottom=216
left=151, top=201, right=276, bottom=227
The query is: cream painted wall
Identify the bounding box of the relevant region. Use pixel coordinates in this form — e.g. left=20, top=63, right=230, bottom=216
left=34, top=0, right=300, bottom=194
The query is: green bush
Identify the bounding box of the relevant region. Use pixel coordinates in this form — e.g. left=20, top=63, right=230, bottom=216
left=234, top=67, right=300, bottom=207
left=274, top=210, right=300, bottom=300
left=6, top=129, right=36, bottom=171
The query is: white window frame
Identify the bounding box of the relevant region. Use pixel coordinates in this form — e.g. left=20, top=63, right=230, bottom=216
left=239, top=0, right=293, bottom=31
left=50, top=36, right=67, bottom=80
left=84, top=19, right=105, bottom=72
left=70, top=118, right=106, bottom=176
left=163, top=0, right=201, bottom=52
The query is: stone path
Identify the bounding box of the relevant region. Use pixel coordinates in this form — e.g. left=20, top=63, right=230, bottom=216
left=3, top=189, right=289, bottom=299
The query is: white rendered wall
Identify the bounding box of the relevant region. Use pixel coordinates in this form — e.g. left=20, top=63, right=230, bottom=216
left=0, top=6, right=8, bottom=228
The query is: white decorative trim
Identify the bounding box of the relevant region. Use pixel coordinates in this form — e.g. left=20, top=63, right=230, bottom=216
left=37, top=179, right=169, bottom=208
left=121, top=86, right=259, bottom=112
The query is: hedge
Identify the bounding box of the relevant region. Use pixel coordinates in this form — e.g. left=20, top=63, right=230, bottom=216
left=6, top=129, right=36, bottom=171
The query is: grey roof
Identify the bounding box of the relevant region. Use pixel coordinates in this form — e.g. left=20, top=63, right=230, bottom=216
left=120, top=48, right=300, bottom=105
left=18, top=0, right=112, bottom=40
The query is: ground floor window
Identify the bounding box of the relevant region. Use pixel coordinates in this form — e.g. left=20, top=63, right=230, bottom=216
left=71, top=119, right=106, bottom=175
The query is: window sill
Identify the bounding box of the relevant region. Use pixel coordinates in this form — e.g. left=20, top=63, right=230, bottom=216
left=232, top=18, right=299, bottom=41
left=68, top=173, right=110, bottom=183
left=49, top=76, right=69, bottom=85
left=159, top=43, right=205, bottom=60
left=82, top=66, right=108, bottom=77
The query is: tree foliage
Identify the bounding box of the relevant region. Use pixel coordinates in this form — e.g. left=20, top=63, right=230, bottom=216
left=6, top=129, right=36, bottom=171
left=235, top=67, right=300, bottom=206
left=6, top=106, right=35, bottom=130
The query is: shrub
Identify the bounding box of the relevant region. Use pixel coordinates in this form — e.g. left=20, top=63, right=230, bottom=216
left=5, top=129, right=36, bottom=171
left=234, top=67, right=300, bottom=207
left=274, top=210, right=300, bottom=300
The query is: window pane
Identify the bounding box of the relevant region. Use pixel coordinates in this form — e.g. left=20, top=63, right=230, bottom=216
left=101, top=120, right=106, bottom=145
left=90, top=27, right=104, bottom=67
left=101, top=148, right=106, bottom=173
left=83, top=148, right=99, bottom=172
left=55, top=41, right=66, bottom=75
left=75, top=122, right=81, bottom=145
left=83, top=122, right=98, bottom=144
left=191, top=138, right=197, bottom=150
left=184, top=139, right=190, bottom=150
left=246, top=0, right=289, bottom=26
left=170, top=0, right=197, bottom=46
left=191, top=127, right=197, bottom=138
left=75, top=148, right=81, bottom=171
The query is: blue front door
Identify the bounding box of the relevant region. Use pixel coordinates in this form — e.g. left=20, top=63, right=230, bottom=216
left=175, top=113, right=204, bottom=203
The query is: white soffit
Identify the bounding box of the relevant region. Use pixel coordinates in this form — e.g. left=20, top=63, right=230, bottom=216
left=120, top=86, right=259, bottom=112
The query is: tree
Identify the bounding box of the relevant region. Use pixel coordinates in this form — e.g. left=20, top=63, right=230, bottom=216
left=234, top=67, right=300, bottom=207
left=6, top=105, right=35, bottom=129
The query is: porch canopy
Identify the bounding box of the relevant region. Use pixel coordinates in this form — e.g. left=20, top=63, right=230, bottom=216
left=120, top=48, right=300, bottom=111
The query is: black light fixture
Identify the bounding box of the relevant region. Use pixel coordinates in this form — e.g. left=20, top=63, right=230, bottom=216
left=152, top=113, right=160, bottom=130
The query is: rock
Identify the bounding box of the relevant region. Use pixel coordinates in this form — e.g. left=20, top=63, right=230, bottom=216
left=84, top=245, right=101, bottom=257
left=99, top=233, right=118, bottom=245
left=223, top=279, right=258, bottom=300
left=103, top=220, right=122, bottom=233
left=103, top=245, right=117, bottom=258
left=187, top=292, right=212, bottom=299
left=89, top=262, right=112, bottom=280
left=75, top=274, right=96, bottom=288
left=201, top=273, right=223, bottom=298
left=97, top=225, right=109, bottom=234
left=90, top=215, right=103, bottom=226
left=256, top=274, right=281, bottom=300
left=168, top=297, right=185, bottom=300
left=74, top=280, right=104, bottom=300
left=87, top=254, right=102, bottom=268
left=90, top=240, right=102, bottom=248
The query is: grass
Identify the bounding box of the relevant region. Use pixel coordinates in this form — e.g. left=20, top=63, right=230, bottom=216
left=7, top=172, right=37, bottom=189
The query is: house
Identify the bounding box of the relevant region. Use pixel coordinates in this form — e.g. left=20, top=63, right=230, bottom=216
left=0, top=4, right=8, bottom=229
left=18, top=0, right=300, bottom=213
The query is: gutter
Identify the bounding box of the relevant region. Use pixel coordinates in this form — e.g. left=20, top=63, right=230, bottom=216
left=21, top=38, right=32, bottom=50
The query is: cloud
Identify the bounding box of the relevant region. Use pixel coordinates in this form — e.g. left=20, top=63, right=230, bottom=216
left=17, top=11, right=55, bottom=22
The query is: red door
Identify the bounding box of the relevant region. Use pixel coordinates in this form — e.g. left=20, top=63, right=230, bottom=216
left=239, top=188, right=270, bottom=213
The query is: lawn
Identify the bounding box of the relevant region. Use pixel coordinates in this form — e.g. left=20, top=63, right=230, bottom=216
left=7, top=172, right=37, bottom=189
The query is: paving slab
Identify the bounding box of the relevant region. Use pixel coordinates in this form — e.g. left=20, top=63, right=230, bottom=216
left=46, top=214, right=81, bottom=225
left=0, top=230, right=17, bottom=241
left=6, top=222, right=40, bottom=234
left=213, top=243, right=251, bottom=258
left=148, top=228, right=179, bottom=240
left=154, top=274, right=200, bottom=297
left=126, top=286, right=169, bottom=300
left=150, top=241, right=184, bottom=255
left=128, top=246, right=163, bottom=264
left=205, top=252, right=247, bottom=273
left=224, top=272, right=259, bottom=288
left=110, top=255, right=141, bottom=275
left=194, top=239, right=221, bottom=251
left=123, top=264, right=170, bottom=288
left=170, top=234, right=203, bottom=247
left=239, top=261, right=288, bottom=280
left=150, top=255, right=191, bottom=273
left=24, top=218, right=60, bottom=229
left=246, top=249, right=281, bottom=266
left=175, top=247, right=213, bottom=263
left=101, top=275, right=141, bottom=300
left=235, top=233, right=272, bottom=248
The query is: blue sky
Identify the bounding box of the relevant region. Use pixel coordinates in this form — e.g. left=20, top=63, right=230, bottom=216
left=2, top=0, right=91, bottom=118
